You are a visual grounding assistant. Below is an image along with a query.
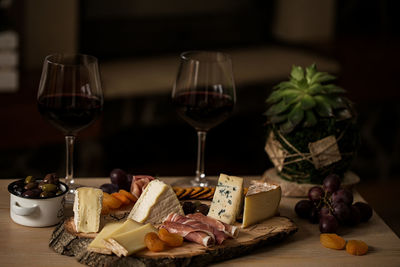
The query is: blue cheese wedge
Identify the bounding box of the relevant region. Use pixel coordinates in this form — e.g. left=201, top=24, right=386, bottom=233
left=128, top=180, right=183, bottom=224
left=73, top=187, right=103, bottom=233
left=208, top=174, right=244, bottom=224
left=242, top=182, right=281, bottom=228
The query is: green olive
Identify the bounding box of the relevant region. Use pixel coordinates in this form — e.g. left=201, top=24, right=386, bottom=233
left=24, top=176, right=35, bottom=184
left=40, top=191, right=50, bottom=198
left=42, top=183, right=57, bottom=192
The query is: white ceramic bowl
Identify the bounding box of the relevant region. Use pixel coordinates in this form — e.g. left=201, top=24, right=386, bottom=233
left=8, top=180, right=68, bottom=227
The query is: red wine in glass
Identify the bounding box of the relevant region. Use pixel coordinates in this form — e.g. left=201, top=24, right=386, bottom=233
left=172, top=51, right=236, bottom=186
left=37, top=94, right=102, bottom=135
left=37, top=54, right=103, bottom=202
left=173, top=91, right=234, bottom=131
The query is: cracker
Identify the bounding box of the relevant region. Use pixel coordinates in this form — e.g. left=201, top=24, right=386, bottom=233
left=173, top=187, right=185, bottom=198
left=189, top=187, right=203, bottom=196
left=179, top=188, right=194, bottom=199
left=191, top=187, right=211, bottom=199
left=198, top=187, right=215, bottom=200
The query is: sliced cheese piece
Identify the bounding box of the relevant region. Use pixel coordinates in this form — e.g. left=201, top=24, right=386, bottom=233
left=104, top=218, right=142, bottom=240
left=73, top=187, right=103, bottom=233
left=128, top=180, right=183, bottom=224
left=106, top=223, right=156, bottom=257
left=87, top=221, right=123, bottom=254
left=242, top=182, right=281, bottom=228
left=207, top=174, right=244, bottom=224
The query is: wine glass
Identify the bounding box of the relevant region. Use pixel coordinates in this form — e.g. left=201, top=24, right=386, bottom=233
left=37, top=54, right=103, bottom=201
left=172, top=51, right=236, bottom=187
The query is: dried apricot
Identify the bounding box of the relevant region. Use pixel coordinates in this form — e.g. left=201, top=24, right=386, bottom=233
left=119, top=189, right=138, bottom=203
left=101, top=200, right=110, bottom=215
left=158, top=228, right=184, bottom=247
left=111, top=192, right=130, bottom=205
left=346, top=240, right=368, bottom=256
left=103, top=192, right=122, bottom=209
left=320, top=233, right=346, bottom=250
left=144, top=232, right=166, bottom=252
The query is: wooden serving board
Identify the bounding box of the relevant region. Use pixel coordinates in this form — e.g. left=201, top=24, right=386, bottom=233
left=50, top=216, right=297, bottom=267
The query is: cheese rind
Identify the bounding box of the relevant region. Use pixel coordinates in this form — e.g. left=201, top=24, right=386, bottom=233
left=73, top=187, right=103, bottom=233
left=207, top=174, right=244, bottom=224
left=107, top=223, right=156, bottom=256
left=88, top=221, right=123, bottom=254
left=128, top=180, right=183, bottom=224
left=241, top=183, right=281, bottom=228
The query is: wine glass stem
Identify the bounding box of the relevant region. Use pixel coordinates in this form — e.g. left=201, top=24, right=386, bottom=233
left=65, top=135, right=75, bottom=191
left=195, top=131, right=207, bottom=184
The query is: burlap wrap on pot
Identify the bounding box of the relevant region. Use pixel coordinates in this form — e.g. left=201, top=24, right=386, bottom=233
left=265, top=131, right=343, bottom=182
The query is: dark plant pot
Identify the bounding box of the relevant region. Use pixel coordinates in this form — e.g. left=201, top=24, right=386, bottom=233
left=267, top=117, right=360, bottom=184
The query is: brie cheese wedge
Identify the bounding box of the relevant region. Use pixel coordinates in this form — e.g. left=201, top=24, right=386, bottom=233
left=73, top=187, right=103, bottom=233
left=128, top=180, right=183, bottom=224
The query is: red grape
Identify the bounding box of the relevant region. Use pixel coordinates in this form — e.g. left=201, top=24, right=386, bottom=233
left=323, top=174, right=341, bottom=193
left=110, top=168, right=128, bottom=189
left=347, top=205, right=361, bottom=226
left=100, top=183, right=119, bottom=194
left=126, top=174, right=134, bottom=187
left=309, top=207, right=320, bottom=224
left=319, top=214, right=339, bottom=233
left=308, top=186, right=324, bottom=202
left=320, top=206, right=330, bottom=218
left=333, top=202, right=351, bottom=223
left=331, top=188, right=353, bottom=205
left=295, top=200, right=313, bottom=219
left=353, top=202, right=373, bottom=222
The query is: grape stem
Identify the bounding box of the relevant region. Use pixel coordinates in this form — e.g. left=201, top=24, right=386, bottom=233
left=323, top=191, right=335, bottom=214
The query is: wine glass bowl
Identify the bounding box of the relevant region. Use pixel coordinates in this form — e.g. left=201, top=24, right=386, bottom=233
left=172, top=51, right=236, bottom=186
left=37, top=54, right=103, bottom=200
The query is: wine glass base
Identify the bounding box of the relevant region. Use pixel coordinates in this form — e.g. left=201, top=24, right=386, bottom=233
left=172, top=177, right=217, bottom=187
left=190, top=179, right=209, bottom=187
left=64, top=183, right=84, bottom=204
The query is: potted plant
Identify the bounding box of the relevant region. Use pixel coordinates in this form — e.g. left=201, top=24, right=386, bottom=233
left=264, top=64, right=359, bottom=187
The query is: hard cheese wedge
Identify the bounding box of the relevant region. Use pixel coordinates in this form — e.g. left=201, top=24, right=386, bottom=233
left=104, top=218, right=142, bottom=241
left=87, top=221, right=123, bottom=254
left=106, top=223, right=156, bottom=257
left=208, top=174, right=244, bottom=224
left=128, top=180, right=183, bottom=224
left=242, top=182, right=281, bottom=228
left=73, top=187, right=103, bottom=233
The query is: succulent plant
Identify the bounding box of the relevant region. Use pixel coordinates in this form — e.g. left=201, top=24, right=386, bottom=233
left=265, top=64, right=353, bottom=134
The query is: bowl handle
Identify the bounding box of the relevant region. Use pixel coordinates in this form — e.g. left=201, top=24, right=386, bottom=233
left=12, top=201, right=38, bottom=216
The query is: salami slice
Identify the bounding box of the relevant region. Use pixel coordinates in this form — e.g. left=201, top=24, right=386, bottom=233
left=187, top=213, right=239, bottom=238
left=164, top=213, right=228, bottom=245
left=161, top=221, right=214, bottom=247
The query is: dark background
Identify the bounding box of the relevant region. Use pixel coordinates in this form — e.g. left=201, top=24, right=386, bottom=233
left=0, top=0, right=399, bottom=235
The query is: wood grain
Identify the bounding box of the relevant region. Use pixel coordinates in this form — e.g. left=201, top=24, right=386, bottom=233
left=50, top=216, right=297, bottom=266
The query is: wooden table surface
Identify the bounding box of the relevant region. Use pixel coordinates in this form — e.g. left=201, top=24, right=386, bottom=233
left=1, top=177, right=399, bottom=267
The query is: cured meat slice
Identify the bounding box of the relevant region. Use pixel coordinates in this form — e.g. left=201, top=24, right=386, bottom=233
left=187, top=213, right=239, bottom=238
left=130, top=175, right=155, bottom=198
left=161, top=221, right=214, bottom=247
left=164, top=213, right=228, bottom=245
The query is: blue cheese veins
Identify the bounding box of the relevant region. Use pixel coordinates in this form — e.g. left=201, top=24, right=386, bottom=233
left=208, top=174, right=244, bottom=224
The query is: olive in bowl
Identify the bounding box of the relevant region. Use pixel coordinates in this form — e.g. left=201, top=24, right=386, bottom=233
left=8, top=175, right=68, bottom=227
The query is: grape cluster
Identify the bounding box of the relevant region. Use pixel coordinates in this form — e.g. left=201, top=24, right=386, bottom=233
left=100, top=168, right=133, bottom=194
left=295, top=174, right=372, bottom=233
